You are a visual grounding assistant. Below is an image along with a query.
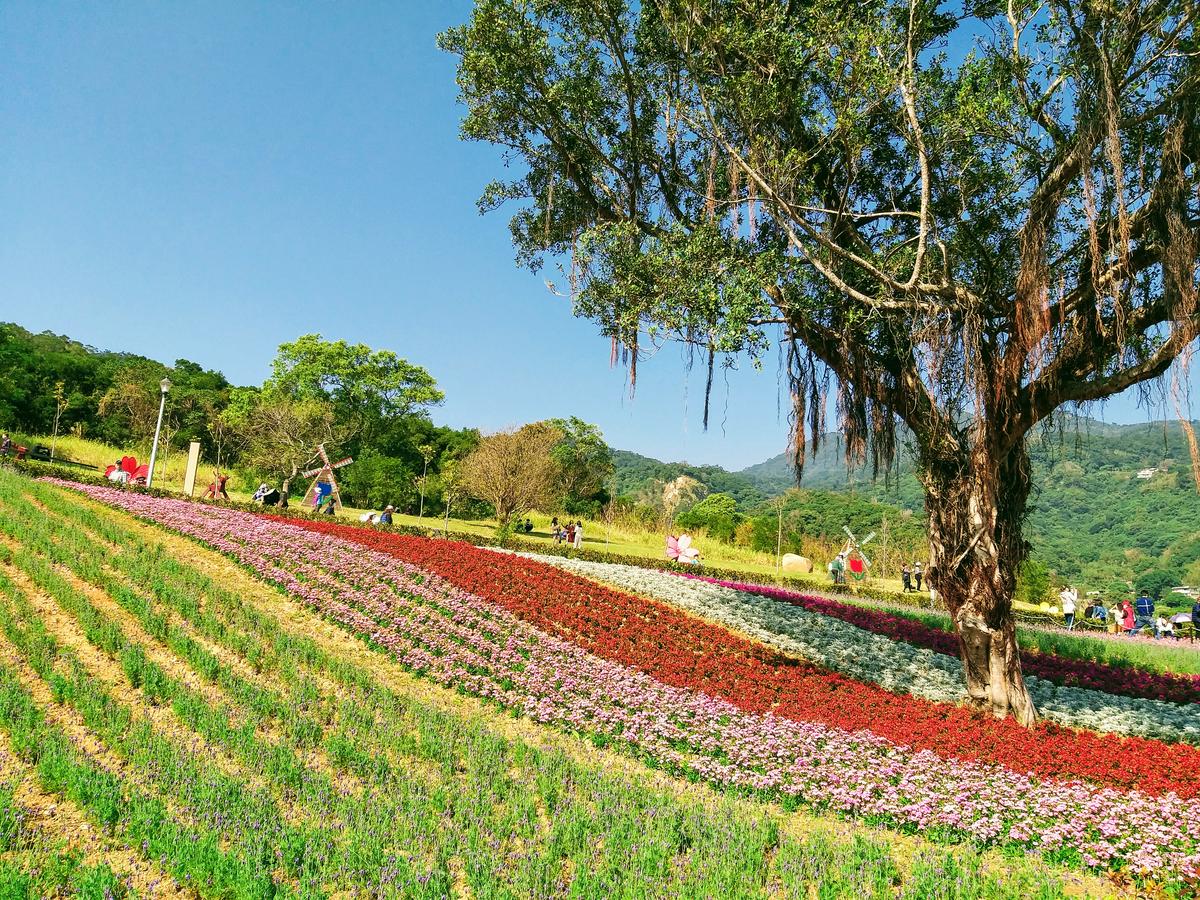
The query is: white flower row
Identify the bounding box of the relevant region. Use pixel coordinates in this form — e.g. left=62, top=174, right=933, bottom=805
left=522, top=552, right=1200, bottom=744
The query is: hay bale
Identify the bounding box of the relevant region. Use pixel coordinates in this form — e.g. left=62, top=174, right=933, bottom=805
left=781, top=553, right=813, bottom=573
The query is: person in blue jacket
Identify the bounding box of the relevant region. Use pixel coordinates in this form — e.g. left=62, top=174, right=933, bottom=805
left=1128, top=592, right=1159, bottom=638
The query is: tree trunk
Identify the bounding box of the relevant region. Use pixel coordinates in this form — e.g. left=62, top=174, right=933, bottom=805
left=922, top=441, right=1037, bottom=725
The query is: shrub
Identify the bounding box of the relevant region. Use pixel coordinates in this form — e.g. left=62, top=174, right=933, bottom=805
left=675, top=493, right=742, bottom=543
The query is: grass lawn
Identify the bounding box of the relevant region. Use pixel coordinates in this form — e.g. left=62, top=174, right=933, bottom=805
left=29, top=433, right=902, bottom=592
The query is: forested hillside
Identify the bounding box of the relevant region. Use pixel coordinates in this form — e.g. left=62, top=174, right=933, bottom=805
left=10, top=321, right=1200, bottom=593
left=611, top=449, right=766, bottom=506
left=619, top=420, right=1200, bottom=593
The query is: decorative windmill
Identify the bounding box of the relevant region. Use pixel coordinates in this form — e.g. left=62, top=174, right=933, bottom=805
left=841, top=526, right=876, bottom=581
left=300, top=444, right=354, bottom=512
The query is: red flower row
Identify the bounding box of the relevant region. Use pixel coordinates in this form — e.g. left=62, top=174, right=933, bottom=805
left=275, top=516, right=1200, bottom=798
left=680, top=573, right=1200, bottom=705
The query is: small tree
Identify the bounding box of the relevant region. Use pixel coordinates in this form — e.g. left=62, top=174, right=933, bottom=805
left=98, top=376, right=165, bottom=448
left=417, top=443, right=436, bottom=519
left=462, top=423, right=563, bottom=525
left=49, top=381, right=69, bottom=460
left=676, top=492, right=742, bottom=543
left=441, top=459, right=464, bottom=534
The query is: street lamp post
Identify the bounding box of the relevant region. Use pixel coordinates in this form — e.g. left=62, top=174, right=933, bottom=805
left=146, top=377, right=171, bottom=489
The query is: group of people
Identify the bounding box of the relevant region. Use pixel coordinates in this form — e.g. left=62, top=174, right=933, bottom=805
left=1060, top=584, right=1200, bottom=640
left=551, top=517, right=584, bottom=549
left=359, top=505, right=395, bottom=525
left=1113, top=593, right=1200, bottom=640
left=251, top=482, right=285, bottom=507
left=900, top=562, right=926, bottom=593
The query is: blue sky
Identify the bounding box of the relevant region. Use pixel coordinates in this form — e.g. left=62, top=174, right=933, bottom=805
left=0, top=2, right=1184, bottom=470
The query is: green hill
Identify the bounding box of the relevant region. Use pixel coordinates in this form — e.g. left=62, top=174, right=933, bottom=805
left=610, top=449, right=767, bottom=507
left=616, top=418, right=1200, bottom=593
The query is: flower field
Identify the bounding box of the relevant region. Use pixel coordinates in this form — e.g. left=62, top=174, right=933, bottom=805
left=676, top=573, right=1200, bottom=704
left=25, top=477, right=1198, bottom=888
left=273, top=517, right=1200, bottom=794
left=0, top=473, right=1194, bottom=895
left=512, top=554, right=1200, bottom=744
left=0, top=470, right=1103, bottom=899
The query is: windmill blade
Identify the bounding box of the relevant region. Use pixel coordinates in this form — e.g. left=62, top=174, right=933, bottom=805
left=859, top=552, right=872, bottom=568
left=331, top=457, right=354, bottom=469
left=861, top=531, right=876, bottom=546
left=301, top=466, right=327, bottom=478
left=842, top=526, right=856, bottom=541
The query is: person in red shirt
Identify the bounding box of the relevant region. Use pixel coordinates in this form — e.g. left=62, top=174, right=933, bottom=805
left=204, top=470, right=231, bottom=500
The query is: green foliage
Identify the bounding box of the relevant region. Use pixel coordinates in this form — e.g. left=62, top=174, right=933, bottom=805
left=267, top=333, right=444, bottom=442
left=740, top=513, right=803, bottom=556
left=675, top=493, right=742, bottom=542
left=0, top=322, right=231, bottom=454
left=1134, top=568, right=1179, bottom=601
left=725, top=419, right=1200, bottom=594
left=337, top=450, right=418, bottom=511
left=547, top=417, right=614, bottom=515
left=1014, top=560, right=1051, bottom=606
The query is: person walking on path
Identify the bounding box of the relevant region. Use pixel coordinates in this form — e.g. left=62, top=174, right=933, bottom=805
left=1129, top=592, right=1159, bottom=638
left=572, top=521, right=584, bottom=550
left=901, top=564, right=913, bottom=593
left=0, top=433, right=10, bottom=457
left=913, top=563, right=924, bottom=592
left=1059, top=585, right=1078, bottom=631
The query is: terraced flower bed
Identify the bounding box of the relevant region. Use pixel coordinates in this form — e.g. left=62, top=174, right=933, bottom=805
left=21, top=474, right=1200, bottom=892
left=38, top=483, right=1199, bottom=877
left=1, top=473, right=1103, bottom=898
left=280, top=515, right=1200, bottom=792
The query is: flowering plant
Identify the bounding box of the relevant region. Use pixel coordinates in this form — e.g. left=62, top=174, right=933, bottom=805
left=261, top=511, right=1200, bottom=799
left=680, top=572, right=1200, bottom=705
left=525, top=553, right=1200, bottom=745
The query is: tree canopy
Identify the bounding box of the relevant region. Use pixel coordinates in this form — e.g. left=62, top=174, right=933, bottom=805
left=268, top=334, right=444, bottom=443
left=547, top=416, right=615, bottom=513
left=443, top=0, right=1200, bottom=723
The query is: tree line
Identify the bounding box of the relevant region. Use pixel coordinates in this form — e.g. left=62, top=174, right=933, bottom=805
left=0, top=323, right=615, bottom=519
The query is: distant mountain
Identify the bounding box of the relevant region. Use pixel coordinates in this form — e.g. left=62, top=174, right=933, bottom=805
left=616, top=417, right=1200, bottom=589
left=737, top=436, right=917, bottom=498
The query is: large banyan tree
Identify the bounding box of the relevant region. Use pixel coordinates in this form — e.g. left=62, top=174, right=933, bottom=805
left=441, top=0, right=1200, bottom=723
